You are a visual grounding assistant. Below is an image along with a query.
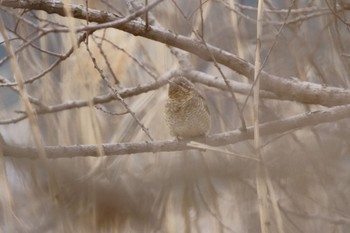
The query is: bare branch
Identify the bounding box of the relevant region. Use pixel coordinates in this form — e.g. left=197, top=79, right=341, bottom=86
left=3, top=104, right=350, bottom=159
left=1, top=1, right=349, bottom=107
left=1, top=0, right=350, bottom=107
left=0, top=69, right=178, bottom=124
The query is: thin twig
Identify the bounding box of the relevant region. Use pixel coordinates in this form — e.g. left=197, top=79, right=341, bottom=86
left=95, top=105, right=128, bottom=116
left=93, top=34, right=158, bottom=80
left=85, top=38, right=154, bottom=141
left=91, top=33, right=120, bottom=84
left=0, top=33, right=86, bottom=86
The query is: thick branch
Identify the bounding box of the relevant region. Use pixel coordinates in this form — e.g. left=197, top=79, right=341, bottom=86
left=1, top=0, right=350, bottom=107
left=3, top=104, right=350, bottom=159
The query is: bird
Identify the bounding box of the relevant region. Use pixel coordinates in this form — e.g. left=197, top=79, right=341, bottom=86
left=165, top=76, right=210, bottom=139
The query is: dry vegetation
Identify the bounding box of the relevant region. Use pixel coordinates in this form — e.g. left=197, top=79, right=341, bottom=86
left=1, top=0, right=350, bottom=232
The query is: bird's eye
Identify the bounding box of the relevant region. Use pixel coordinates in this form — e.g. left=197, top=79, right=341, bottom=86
left=180, top=81, right=188, bottom=87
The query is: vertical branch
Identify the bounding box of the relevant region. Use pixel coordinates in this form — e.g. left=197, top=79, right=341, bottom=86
left=254, top=0, right=263, bottom=159
left=253, top=1, right=270, bottom=233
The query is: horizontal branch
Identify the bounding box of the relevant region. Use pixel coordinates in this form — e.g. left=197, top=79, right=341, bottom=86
left=186, top=70, right=279, bottom=99
left=3, top=104, right=350, bottom=159
left=0, top=70, right=279, bottom=125
left=2, top=0, right=350, bottom=107
left=0, top=70, right=177, bottom=124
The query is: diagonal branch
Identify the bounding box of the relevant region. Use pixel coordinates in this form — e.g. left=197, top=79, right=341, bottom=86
left=1, top=0, right=350, bottom=107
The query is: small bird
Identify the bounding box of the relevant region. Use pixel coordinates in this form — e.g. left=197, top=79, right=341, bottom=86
left=165, top=76, right=210, bottom=138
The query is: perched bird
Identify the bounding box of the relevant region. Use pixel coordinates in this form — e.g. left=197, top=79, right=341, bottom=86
left=165, top=76, right=210, bottom=138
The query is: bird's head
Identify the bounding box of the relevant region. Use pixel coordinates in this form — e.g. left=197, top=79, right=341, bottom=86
left=168, top=76, right=194, bottom=100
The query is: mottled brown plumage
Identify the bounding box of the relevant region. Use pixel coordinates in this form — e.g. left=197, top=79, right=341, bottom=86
left=165, top=76, right=210, bottom=138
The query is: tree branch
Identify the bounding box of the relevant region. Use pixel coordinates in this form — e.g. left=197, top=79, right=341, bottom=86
left=0, top=69, right=178, bottom=124
left=0, top=69, right=281, bottom=125
left=3, top=104, right=350, bottom=159
left=1, top=0, right=350, bottom=107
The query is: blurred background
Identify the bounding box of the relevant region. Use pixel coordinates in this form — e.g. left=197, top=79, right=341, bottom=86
left=1, top=0, right=350, bottom=232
